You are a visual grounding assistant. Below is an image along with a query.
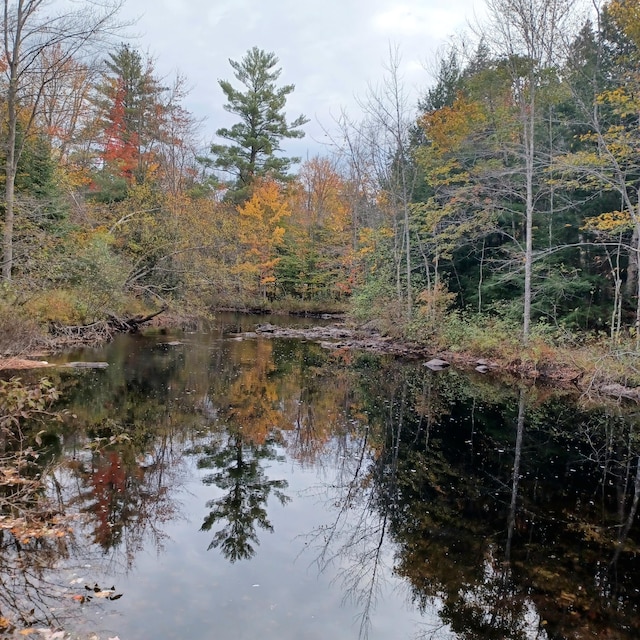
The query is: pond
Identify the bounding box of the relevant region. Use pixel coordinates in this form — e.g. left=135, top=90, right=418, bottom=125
left=1, top=312, right=640, bottom=639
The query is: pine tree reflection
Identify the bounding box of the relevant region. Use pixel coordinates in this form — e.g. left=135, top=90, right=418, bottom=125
left=198, top=429, right=290, bottom=562
left=196, top=339, right=290, bottom=562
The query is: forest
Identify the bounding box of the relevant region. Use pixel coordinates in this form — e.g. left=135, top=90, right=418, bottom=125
left=3, top=3, right=640, bottom=637
left=2, top=0, right=640, bottom=370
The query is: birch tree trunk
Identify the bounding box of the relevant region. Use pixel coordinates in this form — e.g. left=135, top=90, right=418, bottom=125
left=484, top=0, right=573, bottom=343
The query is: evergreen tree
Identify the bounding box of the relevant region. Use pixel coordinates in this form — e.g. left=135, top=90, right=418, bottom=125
left=93, top=44, right=165, bottom=191
left=209, top=47, right=308, bottom=199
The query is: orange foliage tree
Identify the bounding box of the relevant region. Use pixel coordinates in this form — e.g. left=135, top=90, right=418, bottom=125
left=280, top=157, right=356, bottom=300
left=236, top=179, right=290, bottom=299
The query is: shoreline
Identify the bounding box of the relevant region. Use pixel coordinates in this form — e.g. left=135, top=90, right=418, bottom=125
left=240, top=323, right=640, bottom=402
left=2, top=317, right=639, bottom=403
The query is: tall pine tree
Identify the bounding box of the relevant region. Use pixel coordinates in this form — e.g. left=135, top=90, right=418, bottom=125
left=209, top=47, right=308, bottom=200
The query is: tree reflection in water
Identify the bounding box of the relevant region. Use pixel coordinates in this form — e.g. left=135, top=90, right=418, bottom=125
left=66, top=429, right=186, bottom=572
left=0, top=528, right=80, bottom=632
left=197, top=429, right=290, bottom=561
left=302, top=364, right=408, bottom=640
left=302, top=356, right=640, bottom=640
left=193, top=338, right=291, bottom=562
left=3, top=330, right=640, bottom=639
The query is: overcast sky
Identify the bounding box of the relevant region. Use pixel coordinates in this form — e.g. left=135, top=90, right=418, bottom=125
left=118, top=0, right=486, bottom=159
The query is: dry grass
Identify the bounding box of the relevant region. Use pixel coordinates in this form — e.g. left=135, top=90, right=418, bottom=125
left=0, top=357, right=53, bottom=371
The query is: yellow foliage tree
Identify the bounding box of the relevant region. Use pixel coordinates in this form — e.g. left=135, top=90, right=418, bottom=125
left=167, top=192, right=239, bottom=306
left=236, top=179, right=290, bottom=299
left=285, top=158, right=356, bottom=299
left=415, top=94, right=496, bottom=293
left=608, top=0, right=640, bottom=49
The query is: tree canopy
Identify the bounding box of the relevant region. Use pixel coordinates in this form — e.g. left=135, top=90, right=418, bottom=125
left=3, top=1, right=640, bottom=353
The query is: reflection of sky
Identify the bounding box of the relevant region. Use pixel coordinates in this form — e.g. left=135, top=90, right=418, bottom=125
left=37, top=316, right=640, bottom=640
left=91, top=455, right=435, bottom=640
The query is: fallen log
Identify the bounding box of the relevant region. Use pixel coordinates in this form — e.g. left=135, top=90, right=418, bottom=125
left=65, top=361, right=109, bottom=369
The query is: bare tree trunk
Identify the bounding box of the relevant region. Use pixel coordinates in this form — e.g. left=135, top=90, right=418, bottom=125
left=485, top=0, right=574, bottom=344
left=506, top=388, right=526, bottom=562
left=359, top=46, right=416, bottom=319
left=403, top=202, right=411, bottom=318
left=3, top=146, right=16, bottom=282
left=478, top=238, right=486, bottom=313
left=522, top=84, right=535, bottom=343
left=626, top=225, right=638, bottom=300
left=635, top=200, right=640, bottom=351
left=2, top=0, right=25, bottom=282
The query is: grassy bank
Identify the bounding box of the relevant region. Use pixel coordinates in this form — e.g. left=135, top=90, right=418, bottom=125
left=356, top=304, right=640, bottom=394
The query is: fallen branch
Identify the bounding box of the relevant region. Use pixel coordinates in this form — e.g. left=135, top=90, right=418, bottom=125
left=106, top=306, right=167, bottom=333
left=49, top=307, right=167, bottom=348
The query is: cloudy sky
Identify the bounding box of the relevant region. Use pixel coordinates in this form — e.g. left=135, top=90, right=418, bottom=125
left=118, top=0, right=486, bottom=158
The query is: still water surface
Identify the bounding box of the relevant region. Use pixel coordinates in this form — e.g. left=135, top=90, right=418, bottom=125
left=3, top=313, right=640, bottom=639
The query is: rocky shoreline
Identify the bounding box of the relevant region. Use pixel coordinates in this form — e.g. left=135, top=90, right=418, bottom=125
left=3, top=320, right=639, bottom=403
left=246, top=323, right=640, bottom=402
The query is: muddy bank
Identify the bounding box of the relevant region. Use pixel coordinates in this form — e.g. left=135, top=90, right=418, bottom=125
left=0, top=309, right=178, bottom=371
left=0, top=357, right=53, bottom=370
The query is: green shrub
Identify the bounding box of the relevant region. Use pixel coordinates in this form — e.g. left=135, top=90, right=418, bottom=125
left=440, top=312, right=521, bottom=357
left=24, top=288, right=88, bottom=325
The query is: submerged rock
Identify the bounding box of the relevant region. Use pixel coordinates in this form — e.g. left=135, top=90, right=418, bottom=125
left=424, top=358, right=450, bottom=371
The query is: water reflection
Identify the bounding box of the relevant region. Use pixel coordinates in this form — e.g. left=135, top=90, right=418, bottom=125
left=2, top=317, right=640, bottom=638
left=68, top=432, right=184, bottom=565
left=196, top=430, right=289, bottom=561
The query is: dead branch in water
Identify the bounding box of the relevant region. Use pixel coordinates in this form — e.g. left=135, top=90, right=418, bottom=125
left=49, top=307, right=167, bottom=349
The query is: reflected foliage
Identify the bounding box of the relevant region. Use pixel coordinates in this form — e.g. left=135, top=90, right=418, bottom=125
left=2, top=317, right=640, bottom=638
left=346, top=360, right=640, bottom=639
left=191, top=338, right=292, bottom=561
left=69, top=432, right=182, bottom=565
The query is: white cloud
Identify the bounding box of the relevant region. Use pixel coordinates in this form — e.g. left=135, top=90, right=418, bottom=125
left=117, top=0, right=481, bottom=157
left=372, top=1, right=473, bottom=37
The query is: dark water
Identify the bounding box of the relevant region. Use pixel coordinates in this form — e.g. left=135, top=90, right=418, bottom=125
left=2, top=313, right=640, bottom=639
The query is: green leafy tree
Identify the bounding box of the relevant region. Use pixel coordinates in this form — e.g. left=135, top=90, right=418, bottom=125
left=1, top=0, right=124, bottom=282
left=209, top=47, right=308, bottom=199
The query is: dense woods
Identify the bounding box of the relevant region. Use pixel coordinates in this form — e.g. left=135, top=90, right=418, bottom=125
left=2, top=0, right=640, bottom=355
